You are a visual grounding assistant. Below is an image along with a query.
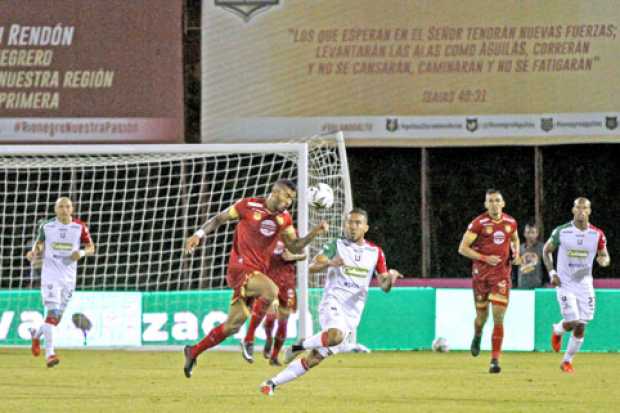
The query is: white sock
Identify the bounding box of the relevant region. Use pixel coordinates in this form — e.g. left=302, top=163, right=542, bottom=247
left=42, top=323, right=55, bottom=358
left=553, top=320, right=566, bottom=335
left=302, top=331, right=328, bottom=349
left=563, top=335, right=584, bottom=363
left=32, top=325, right=44, bottom=339
left=271, top=359, right=309, bottom=386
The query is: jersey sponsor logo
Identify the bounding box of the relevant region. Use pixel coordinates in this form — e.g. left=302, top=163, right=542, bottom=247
left=493, top=231, right=506, bottom=245
left=343, top=265, right=369, bottom=278
left=259, top=219, right=277, bottom=236
left=567, top=249, right=589, bottom=258
left=51, top=242, right=73, bottom=251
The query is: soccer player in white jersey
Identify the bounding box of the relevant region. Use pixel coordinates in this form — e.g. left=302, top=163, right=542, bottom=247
left=25, top=197, right=95, bottom=367
left=259, top=208, right=402, bottom=396
left=543, top=197, right=610, bottom=373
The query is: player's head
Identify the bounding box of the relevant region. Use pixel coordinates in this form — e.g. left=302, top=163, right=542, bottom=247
left=572, top=197, right=591, bottom=223
left=268, top=179, right=296, bottom=212
left=344, top=208, right=369, bottom=243
left=523, top=222, right=539, bottom=243
left=54, top=197, right=74, bottom=221
left=484, top=189, right=505, bottom=218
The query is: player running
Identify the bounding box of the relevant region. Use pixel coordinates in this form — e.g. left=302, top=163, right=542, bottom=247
left=182, top=180, right=327, bottom=377
left=458, top=189, right=520, bottom=374
left=25, top=197, right=95, bottom=367
left=544, top=197, right=610, bottom=373
left=259, top=208, right=402, bottom=396
left=243, top=236, right=305, bottom=365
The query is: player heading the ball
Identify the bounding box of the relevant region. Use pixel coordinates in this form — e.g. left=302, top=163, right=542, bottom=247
left=182, top=179, right=328, bottom=378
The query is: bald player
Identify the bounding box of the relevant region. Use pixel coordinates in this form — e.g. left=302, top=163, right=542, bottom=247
left=26, top=197, right=95, bottom=367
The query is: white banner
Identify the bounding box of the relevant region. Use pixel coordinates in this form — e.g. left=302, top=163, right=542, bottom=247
left=435, top=289, right=535, bottom=351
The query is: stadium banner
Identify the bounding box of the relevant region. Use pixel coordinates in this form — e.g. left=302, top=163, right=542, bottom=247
left=201, top=0, right=620, bottom=146
left=0, top=0, right=184, bottom=143
left=435, top=289, right=535, bottom=351
left=534, top=289, right=620, bottom=352
left=0, top=291, right=142, bottom=347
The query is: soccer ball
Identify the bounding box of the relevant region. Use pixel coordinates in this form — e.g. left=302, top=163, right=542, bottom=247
left=307, top=183, right=334, bottom=209
left=432, top=337, right=449, bottom=353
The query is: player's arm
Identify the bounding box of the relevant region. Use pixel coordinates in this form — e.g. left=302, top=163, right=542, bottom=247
left=185, top=206, right=238, bottom=254
left=71, top=223, right=95, bottom=261
left=377, top=269, right=402, bottom=293
left=458, top=230, right=501, bottom=266
left=26, top=240, right=44, bottom=262
left=282, top=249, right=307, bottom=262
left=280, top=220, right=329, bottom=254
left=596, top=247, right=610, bottom=267
left=308, top=239, right=341, bottom=273
left=510, top=229, right=521, bottom=265
left=542, top=238, right=559, bottom=286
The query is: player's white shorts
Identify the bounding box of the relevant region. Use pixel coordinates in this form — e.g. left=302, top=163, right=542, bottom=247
left=556, top=284, right=595, bottom=323
left=41, top=278, right=75, bottom=312
left=317, top=297, right=359, bottom=357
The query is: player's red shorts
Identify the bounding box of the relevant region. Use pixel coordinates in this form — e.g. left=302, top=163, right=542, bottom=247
left=472, top=274, right=511, bottom=308
left=227, top=264, right=262, bottom=303
left=270, top=272, right=297, bottom=311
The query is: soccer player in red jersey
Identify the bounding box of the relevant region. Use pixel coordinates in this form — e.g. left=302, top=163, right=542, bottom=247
left=458, top=189, right=520, bottom=373
left=247, top=238, right=305, bottom=365
left=182, top=180, right=327, bottom=377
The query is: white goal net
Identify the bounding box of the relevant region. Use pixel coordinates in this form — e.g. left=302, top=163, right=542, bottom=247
left=0, top=132, right=351, bottom=347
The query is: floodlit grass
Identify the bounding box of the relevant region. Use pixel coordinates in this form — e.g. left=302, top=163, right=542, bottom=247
left=1, top=349, right=619, bottom=412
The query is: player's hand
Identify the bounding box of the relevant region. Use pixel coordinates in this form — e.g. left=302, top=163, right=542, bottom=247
left=512, top=256, right=522, bottom=266
left=549, top=270, right=561, bottom=287
left=484, top=255, right=501, bottom=266
left=388, top=269, right=403, bottom=283
left=25, top=250, right=37, bottom=262
left=315, top=221, right=329, bottom=234
left=185, top=235, right=201, bottom=255
left=596, top=255, right=610, bottom=267
left=70, top=251, right=82, bottom=261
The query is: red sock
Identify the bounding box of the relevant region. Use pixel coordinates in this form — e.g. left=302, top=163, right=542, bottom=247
left=191, top=324, right=227, bottom=358
left=263, top=312, right=276, bottom=341
left=491, top=324, right=504, bottom=359
left=244, top=297, right=270, bottom=344
left=271, top=317, right=288, bottom=359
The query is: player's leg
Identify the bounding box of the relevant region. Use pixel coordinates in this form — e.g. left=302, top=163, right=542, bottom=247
left=183, top=298, right=249, bottom=378
left=262, top=308, right=277, bottom=359
left=488, top=279, right=509, bottom=373
left=552, top=287, right=580, bottom=353
left=270, top=305, right=291, bottom=365
left=471, top=277, right=489, bottom=357
left=38, top=281, right=64, bottom=367
left=283, top=299, right=346, bottom=363
left=561, top=289, right=594, bottom=372
left=241, top=272, right=279, bottom=362
left=262, top=336, right=346, bottom=396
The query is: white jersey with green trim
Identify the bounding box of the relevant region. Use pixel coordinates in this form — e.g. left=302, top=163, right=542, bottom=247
left=319, top=238, right=388, bottom=325
left=549, top=221, right=606, bottom=285
left=36, top=217, right=92, bottom=284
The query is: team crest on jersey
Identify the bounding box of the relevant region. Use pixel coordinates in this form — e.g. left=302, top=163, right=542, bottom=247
left=493, top=231, right=505, bottom=245
left=259, top=219, right=277, bottom=236
left=504, top=225, right=512, bottom=233
left=253, top=211, right=262, bottom=221
left=484, top=225, right=494, bottom=234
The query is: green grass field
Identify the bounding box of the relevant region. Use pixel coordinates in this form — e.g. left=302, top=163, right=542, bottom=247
left=1, top=349, right=619, bottom=413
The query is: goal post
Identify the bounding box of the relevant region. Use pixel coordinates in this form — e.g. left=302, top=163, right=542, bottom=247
left=0, top=132, right=352, bottom=349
